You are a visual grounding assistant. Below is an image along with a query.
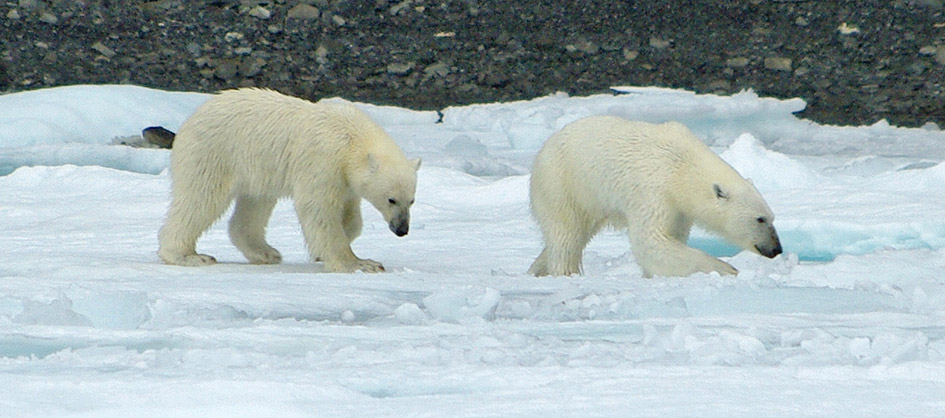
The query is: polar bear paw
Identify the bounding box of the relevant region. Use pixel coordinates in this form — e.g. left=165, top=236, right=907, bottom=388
left=161, top=253, right=218, bottom=267
left=245, top=246, right=282, bottom=265
left=355, top=258, right=385, bottom=273
left=327, top=257, right=385, bottom=273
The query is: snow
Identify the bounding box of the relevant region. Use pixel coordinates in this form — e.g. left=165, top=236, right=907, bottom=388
left=2, top=85, right=945, bottom=417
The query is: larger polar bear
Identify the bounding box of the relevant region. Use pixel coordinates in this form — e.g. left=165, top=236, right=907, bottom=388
left=528, top=116, right=782, bottom=278
left=158, top=88, right=420, bottom=273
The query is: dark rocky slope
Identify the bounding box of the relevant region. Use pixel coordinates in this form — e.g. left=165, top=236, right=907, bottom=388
left=2, top=0, right=944, bottom=127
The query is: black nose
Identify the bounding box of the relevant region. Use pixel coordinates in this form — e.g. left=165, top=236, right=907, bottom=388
left=756, top=243, right=783, bottom=258
left=391, top=224, right=409, bottom=237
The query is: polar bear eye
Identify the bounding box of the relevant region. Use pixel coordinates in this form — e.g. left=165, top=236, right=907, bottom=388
left=757, top=217, right=767, bottom=224
left=388, top=198, right=397, bottom=205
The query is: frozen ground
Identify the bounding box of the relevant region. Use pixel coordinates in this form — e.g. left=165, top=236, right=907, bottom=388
left=2, top=85, right=945, bottom=417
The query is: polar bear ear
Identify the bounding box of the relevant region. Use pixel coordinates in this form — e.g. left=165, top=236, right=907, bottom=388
left=411, top=158, right=422, bottom=171
left=713, top=184, right=729, bottom=200
left=367, top=153, right=380, bottom=173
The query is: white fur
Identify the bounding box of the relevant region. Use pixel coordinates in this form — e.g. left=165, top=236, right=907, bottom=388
left=158, top=89, right=420, bottom=273
left=528, top=116, right=780, bottom=278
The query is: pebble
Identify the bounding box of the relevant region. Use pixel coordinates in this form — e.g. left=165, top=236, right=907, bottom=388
left=315, top=45, right=329, bottom=65
left=91, top=42, right=117, bottom=58
left=764, top=57, right=792, bottom=72
left=387, top=62, right=415, bottom=75
left=18, top=0, right=39, bottom=10
left=287, top=4, right=320, bottom=20
left=39, top=11, right=58, bottom=24
left=622, top=48, right=639, bottom=61
left=726, top=57, right=750, bottom=68
left=649, top=38, right=671, bottom=49
left=214, top=59, right=239, bottom=81
left=224, top=32, right=244, bottom=43
left=424, top=62, right=450, bottom=78
left=249, top=6, right=271, bottom=20
left=239, top=57, right=265, bottom=78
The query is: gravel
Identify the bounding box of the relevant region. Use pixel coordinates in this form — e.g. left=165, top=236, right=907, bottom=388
left=2, top=0, right=944, bottom=128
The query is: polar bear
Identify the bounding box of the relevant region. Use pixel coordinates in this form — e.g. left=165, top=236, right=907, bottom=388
left=158, top=88, right=420, bottom=273
left=528, top=116, right=782, bottom=278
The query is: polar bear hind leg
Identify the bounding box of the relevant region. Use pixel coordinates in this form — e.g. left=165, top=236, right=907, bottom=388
left=529, top=200, right=598, bottom=276
left=158, top=172, right=232, bottom=266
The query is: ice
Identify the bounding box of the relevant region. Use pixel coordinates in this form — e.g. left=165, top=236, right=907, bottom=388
left=2, top=85, right=945, bottom=416
left=719, top=133, right=822, bottom=191
left=0, top=85, right=208, bottom=147
left=422, top=286, right=501, bottom=322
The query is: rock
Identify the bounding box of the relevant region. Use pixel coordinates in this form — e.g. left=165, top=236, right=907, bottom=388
left=764, top=57, right=792, bottom=72
left=185, top=42, right=201, bottom=57
left=287, top=4, right=320, bottom=20
left=18, top=0, right=39, bottom=10
left=566, top=40, right=599, bottom=55
left=213, top=59, right=239, bottom=80
left=726, top=57, right=750, bottom=67
left=389, top=0, right=412, bottom=16
left=649, top=38, right=671, bottom=49
left=908, top=61, right=928, bottom=75
left=224, top=32, right=244, bottom=43
left=936, top=48, right=945, bottom=66
left=0, top=62, right=8, bottom=89
left=240, top=57, right=266, bottom=78
left=386, top=62, right=414, bottom=75
left=424, top=61, right=450, bottom=78
left=248, top=6, right=271, bottom=20
left=918, top=46, right=937, bottom=55
left=314, top=44, right=329, bottom=65
left=6, top=9, right=21, bottom=20
left=708, top=79, right=731, bottom=92
left=837, top=22, right=860, bottom=35
left=139, top=0, right=180, bottom=14
left=142, top=126, right=176, bottom=149
left=91, top=42, right=116, bottom=58
left=38, top=11, right=58, bottom=24
left=622, top=48, right=639, bottom=61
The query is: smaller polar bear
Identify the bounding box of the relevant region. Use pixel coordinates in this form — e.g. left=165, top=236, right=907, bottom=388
left=158, top=88, right=420, bottom=273
left=528, top=116, right=782, bottom=278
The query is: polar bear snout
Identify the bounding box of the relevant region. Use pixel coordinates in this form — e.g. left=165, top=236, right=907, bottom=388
left=754, top=232, right=783, bottom=258
left=391, top=222, right=409, bottom=237
left=389, top=213, right=410, bottom=237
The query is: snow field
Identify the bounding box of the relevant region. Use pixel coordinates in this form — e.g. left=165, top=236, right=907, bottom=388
left=2, top=85, right=945, bottom=416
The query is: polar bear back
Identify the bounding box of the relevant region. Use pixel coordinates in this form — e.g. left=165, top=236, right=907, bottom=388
left=532, top=116, right=737, bottom=223
left=171, top=89, right=401, bottom=197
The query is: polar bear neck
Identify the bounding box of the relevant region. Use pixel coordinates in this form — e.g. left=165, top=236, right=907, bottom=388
left=669, top=146, right=745, bottom=233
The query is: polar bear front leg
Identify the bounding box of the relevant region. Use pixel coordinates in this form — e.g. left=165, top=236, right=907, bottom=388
left=633, top=237, right=738, bottom=278
left=229, top=195, right=282, bottom=264
left=294, top=195, right=384, bottom=273
left=341, top=197, right=363, bottom=244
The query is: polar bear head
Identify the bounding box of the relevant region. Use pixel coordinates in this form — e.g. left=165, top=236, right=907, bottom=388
left=703, top=179, right=782, bottom=259
left=354, top=153, right=421, bottom=237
